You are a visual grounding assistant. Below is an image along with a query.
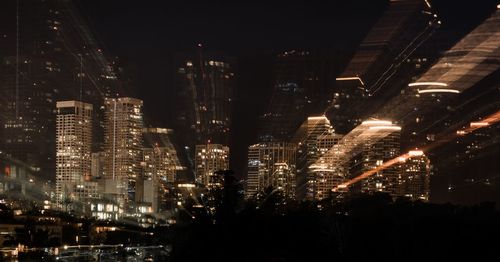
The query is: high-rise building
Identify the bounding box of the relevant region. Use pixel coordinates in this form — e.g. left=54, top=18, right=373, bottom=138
left=396, top=150, right=431, bottom=201
left=140, top=128, right=185, bottom=213
left=174, top=49, right=234, bottom=179
left=258, top=50, right=337, bottom=142
left=311, top=132, right=345, bottom=200
left=103, top=97, right=144, bottom=210
left=327, top=0, right=439, bottom=134
left=142, top=128, right=183, bottom=184
left=246, top=142, right=296, bottom=199
left=55, top=101, right=98, bottom=212
left=356, top=129, right=401, bottom=196
left=195, top=144, right=229, bottom=188
left=292, top=116, right=342, bottom=200
left=0, top=0, right=123, bottom=182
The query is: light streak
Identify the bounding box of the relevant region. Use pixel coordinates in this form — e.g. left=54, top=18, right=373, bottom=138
left=408, top=150, right=424, bottom=156
left=470, top=122, right=489, bottom=127
left=368, top=126, right=402, bottom=131
left=333, top=155, right=405, bottom=191
left=424, top=0, right=432, bottom=8
left=308, top=116, right=328, bottom=120
left=336, top=76, right=365, bottom=86
left=311, top=168, right=336, bottom=172
left=178, top=183, right=196, bottom=188
left=333, top=110, right=500, bottom=192
left=361, top=120, right=393, bottom=126
left=417, top=89, right=460, bottom=94
left=408, top=82, right=448, bottom=87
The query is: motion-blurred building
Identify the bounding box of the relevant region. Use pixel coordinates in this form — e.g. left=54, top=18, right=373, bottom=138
left=257, top=50, right=337, bottom=142
left=292, top=116, right=342, bottom=200
left=174, top=49, right=234, bottom=183
left=0, top=0, right=124, bottom=182
left=328, top=0, right=439, bottom=134
left=140, top=128, right=185, bottom=213
left=396, top=150, right=431, bottom=201
left=349, top=121, right=401, bottom=193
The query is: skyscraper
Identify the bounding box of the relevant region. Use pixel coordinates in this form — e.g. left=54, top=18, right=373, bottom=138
left=292, top=116, right=341, bottom=200
left=55, top=101, right=97, bottom=212
left=357, top=129, right=401, bottom=196
left=175, top=49, right=234, bottom=183
left=311, top=131, right=344, bottom=200
left=327, top=0, right=439, bottom=134
left=396, top=150, right=431, bottom=201
left=142, top=128, right=183, bottom=184
left=0, top=0, right=123, bottom=182
left=246, top=142, right=296, bottom=199
left=140, top=128, right=185, bottom=213
left=258, top=50, right=337, bottom=141
left=103, top=97, right=144, bottom=210
left=195, top=144, right=229, bottom=188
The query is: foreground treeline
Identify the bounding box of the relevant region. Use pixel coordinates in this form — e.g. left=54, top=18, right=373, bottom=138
left=169, top=173, right=500, bottom=261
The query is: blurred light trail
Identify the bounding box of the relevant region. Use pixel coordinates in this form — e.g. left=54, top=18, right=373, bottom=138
left=417, top=89, right=460, bottom=94
left=336, top=76, right=365, bottom=86
left=409, top=82, right=448, bottom=87
left=310, top=119, right=400, bottom=171
left=333, top=110, right=500, bottom=191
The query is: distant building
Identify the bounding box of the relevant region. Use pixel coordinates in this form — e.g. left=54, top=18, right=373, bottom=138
left=396, top=150, right=431, bottom=201
left=195, top=144, right=229, bottom=189
left=140, top=128, right=185, bottom=213
left=355, top=128, right=401, bottom=196
left=55, top=101, right=98, bottom=213
left=102, top=97, right=144, bottom=211
left=292, top=116, right=342, bottom=200
left=142, top=128, right=183, bottom=184
left=174, top=49, right=234, bottom=178
left=0, top=0, right=123, bottom=182
left=246, top=142, right=296, bottom=198
left=312, top=131, right=345, bottom=200
left=328, top=0, right=438, bottom=134
left=258, top=50, right=337, bottom=142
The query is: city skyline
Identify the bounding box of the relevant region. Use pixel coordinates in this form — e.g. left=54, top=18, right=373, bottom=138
left=0, top=0, right=497, bottom=206
left=0, top=0, right=499, bottom=260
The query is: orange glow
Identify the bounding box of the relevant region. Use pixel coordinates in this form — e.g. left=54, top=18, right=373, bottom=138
left=333, top=110, right=500, bottom=192
left=333, top=155, right=406, bottom=191
left=470, top=122, right=489, bottom=127
left=408, top=150, right=424, bottom=156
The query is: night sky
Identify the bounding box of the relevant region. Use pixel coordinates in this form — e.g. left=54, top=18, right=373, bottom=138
left=76, top=0, right=497, bottom=176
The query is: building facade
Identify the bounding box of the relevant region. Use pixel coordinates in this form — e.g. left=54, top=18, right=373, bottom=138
left=358, top=130, right=401, bottom=196
left=174, top=50, right=234, bottom=181
left=246, top=142, right=296, bottom=199
left=195, top=144, right=229, bottom=189
left=0, top=0, right=123, bottom=182
left=397, top=150, right=431, bottom=201
left=292, top=116, right=342, bottom=200
left=102, top=97, right=144, bottom=210
left=55, top=101, right=97, bottom=212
